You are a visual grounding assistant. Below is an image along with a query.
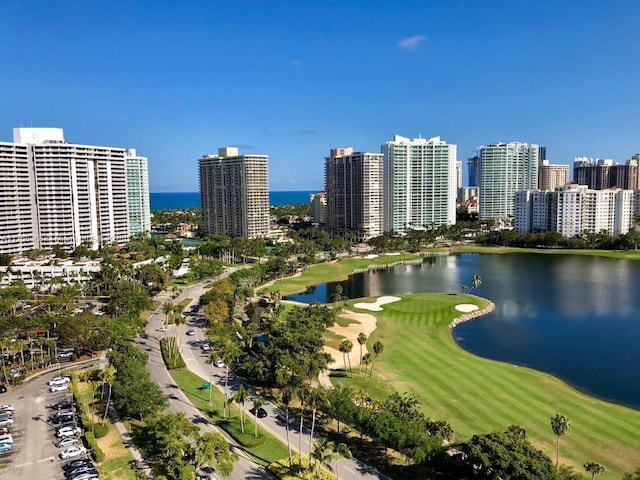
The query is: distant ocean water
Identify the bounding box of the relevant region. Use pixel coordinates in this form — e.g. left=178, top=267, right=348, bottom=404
left=150, top=191, right=317, bottom=210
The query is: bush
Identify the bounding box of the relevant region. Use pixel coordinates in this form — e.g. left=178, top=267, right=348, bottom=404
left=93, top=422, right=108, bottom=438
left=84, top=431, right=105, bottom=462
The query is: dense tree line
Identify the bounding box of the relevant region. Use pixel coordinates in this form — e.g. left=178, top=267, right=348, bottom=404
left=480, top=229, right=640, bottom=251
left=107, top=341, right=167, bottom=420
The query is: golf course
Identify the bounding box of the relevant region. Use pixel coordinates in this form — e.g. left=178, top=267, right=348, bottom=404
left=268, top=253, right=640, bottom=478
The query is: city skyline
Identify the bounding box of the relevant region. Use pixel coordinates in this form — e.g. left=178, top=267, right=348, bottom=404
left=2, top=1, right=639, bottom=192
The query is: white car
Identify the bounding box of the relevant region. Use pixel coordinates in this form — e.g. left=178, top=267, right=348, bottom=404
left=186, top=328, right=196, bottom=336
left=0, top=405, right=14, bottom=412
left=48, top=376, right=71, bottom=386
left=200, top=343, right=210, bottom=352
left=214, top=359, right=225, bottom=368
left=59, top=445, right=86, bottom=459
left=50, top=384, right=69, bottom=393
left=56, top=436, right=79, bottom=448
left=56, top=426, right=82, bottom=438
left=0, top=417, right=13, bottom=427
left=157, top=326, right=167, bottom=332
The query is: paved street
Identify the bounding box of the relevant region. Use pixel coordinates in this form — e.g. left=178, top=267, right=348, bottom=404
left=150, top=276, right=388, bottom=480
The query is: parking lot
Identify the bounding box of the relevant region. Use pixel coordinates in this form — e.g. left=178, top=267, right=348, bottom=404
left=0, top=370, right=91, bottom=479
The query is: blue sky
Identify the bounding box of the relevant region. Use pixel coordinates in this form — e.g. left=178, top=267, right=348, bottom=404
left=1, top=0, right=639, bottom=192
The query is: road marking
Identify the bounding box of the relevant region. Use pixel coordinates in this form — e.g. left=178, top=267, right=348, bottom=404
left=344, top=467, right=355, bottom=473
left=37, top=456, right=56, bottom=462
left=15, top=462, right=33, bottom=467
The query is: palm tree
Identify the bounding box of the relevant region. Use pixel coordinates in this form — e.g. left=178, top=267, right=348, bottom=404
left=369, top=341, right=384, bottom=377
left=308, top=387, right=326, bottom=449
left=309, top=438, right=338, bottom=479
left=362, top=353, right=372, bottom=377
left=338, top=339, right=353, bottom=376
left=550, top=413, right=571, bottom=467
left=252, top=395, right=264, bottom=438
left=469, top=273, right=482, bottom=292
left=101, top=365, right=116, bottom=421
left=207, top=352, right=217, bottom=406
left=234, top=385, right=248, bottom=434
left=282, top=386, right=294, bottom=467
left=334, top=442, right=352, bottom=480
left=460, top=284, right=469, bottom=294
left=356, top=333, right=367, bottom=374
left=584, top=462, right=606, bottom=480
left=297, top=385, right=310, bottom=466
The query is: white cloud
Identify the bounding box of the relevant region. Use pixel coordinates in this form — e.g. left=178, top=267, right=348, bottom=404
left=398, top=34, right=426, bottom=50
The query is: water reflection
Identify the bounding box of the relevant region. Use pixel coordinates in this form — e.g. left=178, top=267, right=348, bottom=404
left=286, top=253, right=640, bottom=409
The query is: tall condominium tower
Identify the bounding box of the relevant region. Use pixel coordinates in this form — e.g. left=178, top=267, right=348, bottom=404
left=309, top=192, right=327, bottom=224
left=478, top=142, right=539, bottom=221
left=515, top=185, right=635, bottom=236
left=538, top=160, right=568, bottom=191
left=573, top=157, right=639, bottom=190
left=382, top=135, right=456, bottom=233
left=467, top=155, right=480, bottom=187
left=199, top=147, right=269, bottom=238
left=0, top=128, right=137, bottom=254
left=324, top=148, right=384, bottom=240
left=125, top=149, right=151, bottom=235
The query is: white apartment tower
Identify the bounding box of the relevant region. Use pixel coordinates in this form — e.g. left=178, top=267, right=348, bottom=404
left=126, top=149, right=151, bottom=236
left=382, top=135, right=456, bottom=233
left=478, top=142, right=539, bottom=221
left=514, top=185, right=635, bottom=236
left=324, top=148, right=384, bottom=240
left=0, top=128, right=137, bottom=254
left=199, top=147, right=269, bottom=238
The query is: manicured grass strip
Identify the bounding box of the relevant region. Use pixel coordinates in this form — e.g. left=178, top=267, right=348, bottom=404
left=451, top=244, right=640, bottom=260
left=266, top=252, right=422, bottom=296
left=170, top=368, right=289, bottom=466
left=340, top=293, right=640, bottom=479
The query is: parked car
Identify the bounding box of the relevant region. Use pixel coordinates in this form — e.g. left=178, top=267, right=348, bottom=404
left=0, top=405, right=13, bottom=412
left=59, top=446, right=86, bottom=459
left=56, top=436, right=79, bottom=448
left=50, top=384, right=69, bottom=393
left=63, top=458, right=93, bottom=471
left=157, top=326, right=167, bottom=332
left=0, top=384, right=7, bottom=394
left=0, top=408, right=13, bottom=417
left=277, top=411, right=296, bottom=425
left=0, top=417, right=14, bottom=427
left=250, top=407, right=268, bottom=418
left=0, top=442, right=12, bottom=452
left=213, top=359, right=225, bottom=368
left=52, top=414, right=75, bottom=424
left=186, top=328, right=196, bottom=336
left=50, top=399, right=73, bottom=410
left=200, top=343, right=210, bottom=352
left=68, top=473, right=99, bottom=480
left=56, top=426, right=82, bottom=438
left=66, top=465, right=98, bottom=478
left=58, top=352, right=74, bottom=359
left=48, top=376, right=71, bottom=386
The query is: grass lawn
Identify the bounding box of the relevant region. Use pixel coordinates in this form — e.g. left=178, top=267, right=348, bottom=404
left=170, top=368, right=289, bottom=466
left=338, top=293, right=640, bottom=479
left=265, top=252, right=421, bottom=296
left=451, top=244, right=640, bottom=260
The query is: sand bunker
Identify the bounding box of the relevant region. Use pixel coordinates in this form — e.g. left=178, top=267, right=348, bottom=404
left=324, top=309, right=378, bottom=370
left=353, top=296, right=401, bottom=312
left=385, top=252, right=401, bottom=256
left=455, top=304, right=479, bottom=313
left=364, top=254, right=379, bottom=259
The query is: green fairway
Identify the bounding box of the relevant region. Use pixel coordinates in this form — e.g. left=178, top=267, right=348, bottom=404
left=343, top=293, right=640, bottom=478
left=265, top=252, right=422, bottom=295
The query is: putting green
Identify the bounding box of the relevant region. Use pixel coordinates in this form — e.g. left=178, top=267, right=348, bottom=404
left=349, top=293, right=640, bottom=478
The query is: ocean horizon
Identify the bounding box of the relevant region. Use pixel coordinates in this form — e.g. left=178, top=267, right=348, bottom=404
left=150, top=190, right=318, bottom=210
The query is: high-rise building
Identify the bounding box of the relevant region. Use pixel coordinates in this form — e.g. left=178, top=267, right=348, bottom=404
left=309, top=192, right=327, bottom=224
left=478, top=142, right=539, bottom=221
left=538, top=160, right=569, bottom=191
left=573, top=157, right=639, bottom=190
left=125, top=149, right=151, bottom=236
left=324, top=148, right=384, bottom=240
left=382, top=135, right=456, bottom=233
left=514, top=184, right=635, bottom=236
left=199, top=147, right=269, bottom=238
left=456, top=160, right=463, bottom=189
left=0, top=128, right=137, bottom=254
left=467, top=155, right=480, bottom=187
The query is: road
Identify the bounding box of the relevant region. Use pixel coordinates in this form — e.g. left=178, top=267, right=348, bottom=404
left=142, top=303, right=271, bottom=480
left=150, top=276, right=388, bottom=480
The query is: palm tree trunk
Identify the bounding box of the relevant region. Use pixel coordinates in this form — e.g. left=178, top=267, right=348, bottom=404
left=286, top=406, right=292, bottom=467
left=309, top=408, right=316, bottom=452
left=103, top=384, right=112, bottom=421
left=298, top=403, right=305, bottom=466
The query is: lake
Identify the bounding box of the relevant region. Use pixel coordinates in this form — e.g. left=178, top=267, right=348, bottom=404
left=286, top=253, right=640, bottom=409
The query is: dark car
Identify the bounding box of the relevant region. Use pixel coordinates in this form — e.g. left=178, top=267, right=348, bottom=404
left=0, top=384, right=7, bottom=394
left=50, top=399, right=73, bottom=410
left=52, top=414, right=74, bottom=424
left=63, top=458, right=93, bottom=471
left=249, top=407, right=268, bottom=418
